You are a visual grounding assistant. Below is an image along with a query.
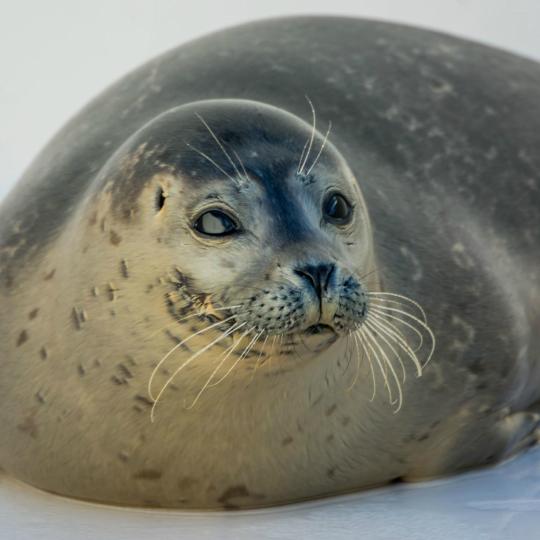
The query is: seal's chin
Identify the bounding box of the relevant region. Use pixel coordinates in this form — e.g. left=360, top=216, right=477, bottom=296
left=301, top=323, right=339, bottom=352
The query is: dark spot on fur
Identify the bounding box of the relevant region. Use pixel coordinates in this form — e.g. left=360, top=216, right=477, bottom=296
left=120, top=259, right=129, bottom=278
left=40, top=347, right=48, bottom=360
left=110, top=230, right=122, bottom=245
left=71, top=308, right=82, bottom=330
left=326, top=434, right=335, bottom=443
left=134, top=394, right=153, bottom=407
left=111, top=375, right=126, bottom=385
left=17, top=415, right=38, bottom=438
left=28, top=308, right=39, bottom=320
left=35, top=391, right=45, bottom=404
left=78, top=364, right=86, bottom=377
left=341, top=416, right=351, bottom=426
left=88, top=211, right=98, bottom=226
left=327, top=467, right=336, bottom=478
left=282, top=436, right=293, bottom=446
left=218, top=485, right=258, bottom=509
left=118, top=451, right=129, bottom=462
left=117, top=363, right=134, bottom=379
left=417, top=433, right=430, bottom=442
left=107, top=282, right=119, bottom=301
left=126, top=355, right=137, bottom=366
left=16, top=330, right=29, bottom=346
left=178, top=477, right=199, bottom=490
left=44, top=269, right=56, bottom=280
left=325, top=404, right=337, bottom=416
left=100, top=217, right=106, bottom=232
left=134, top=469, right=162, bottom=481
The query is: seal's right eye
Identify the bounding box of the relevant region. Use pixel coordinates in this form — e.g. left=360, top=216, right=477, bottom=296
left=193, top=209, right=239, bottom=237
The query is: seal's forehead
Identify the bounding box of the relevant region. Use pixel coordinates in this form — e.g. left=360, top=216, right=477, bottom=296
left=109, top=99, right=343, bottom=215
left=139, top=99, right=340, bottom=187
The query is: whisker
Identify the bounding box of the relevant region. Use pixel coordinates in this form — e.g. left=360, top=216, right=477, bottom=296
left=268, top=334, right=279, bottom=369
left=357, top=327, right=393, bottom=403
left=367, top=292, right=427, bottom=323
left=185, top=143, right=236, bottom=184
left=368, top=305, right=436, bottom=367
left=369, top=305, right=424, bottom=352
left=305, top=120, right=332, bottom=176
left=248, top=333, right=270, bottom=385
left=208, top=328, right=261, bottom=387
left=297, top=95, right=317, bottom=175
left=364, top=322, right=404, bottom=412
left=148, top=314, right=236, bottom=401
left=297, top=138, right=310, bottom=176
left=345, top=334, right=365, bottom=392
left=367, top=313, right=423, bottom=377
left=195, top=113, right=243, bottom=184
left=365, top=318, right=406, bottom=383
left=185, top=328, right=247, bottom=409
left=150, top=322, right=243, bottom=421
left=231, top=148, right=250, bottom=184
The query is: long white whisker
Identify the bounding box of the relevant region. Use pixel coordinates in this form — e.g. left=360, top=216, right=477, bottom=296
left=208, top=328, right=261, bottom=387
left=305, top=120, right=332, bottom=176
left=369, top=305, right=424, bottom=352
left=185, top=325, right=248, bottom=409
left=248, top=333, right=269, bottom=385
left=186, top=143, right=236, bottom=183
left=298, top=95, right=317, bottom=175
left=368, top=313, right=423, bottom=377
left=195, top=113, right=243, bottom=183
left=231, top=148, right=250, bottom=184
left=297, top=138, right=310, bottom=175
left=148, top=314, right=236, bottom=401
left=150, top=322, right=242, bottom=421
left=364, top=323, right=403, bottom=412
left=369, top=306, right=436, bottom=367
left=365, top=318, right=407, bottom=383
left=345, top=331, right=362, bottom=392
left=367, top=292, right=427, bottom=323
left=358, top=327, right=393, bottom=403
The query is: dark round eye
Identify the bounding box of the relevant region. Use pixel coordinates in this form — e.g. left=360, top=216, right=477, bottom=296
left=193, top=209, right=239, bottom=237
left=323, top=193, right=353, bottom=225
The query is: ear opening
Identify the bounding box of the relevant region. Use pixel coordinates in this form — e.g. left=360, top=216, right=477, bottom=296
left=155, top=185, right=167, bottom=212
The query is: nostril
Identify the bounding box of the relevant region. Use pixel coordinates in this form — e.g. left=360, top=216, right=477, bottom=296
left=294, top=268, right=318, bottom=292
left=294, top=263, right=335, bottom=298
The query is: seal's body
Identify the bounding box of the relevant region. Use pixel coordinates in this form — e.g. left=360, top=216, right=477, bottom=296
left=1, top=17, right=540, bottom=509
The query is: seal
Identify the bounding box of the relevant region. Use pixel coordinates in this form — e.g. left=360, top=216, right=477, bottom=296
left=1, top=16, right=540, bottom=509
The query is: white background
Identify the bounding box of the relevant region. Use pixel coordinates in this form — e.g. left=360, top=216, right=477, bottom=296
left=1, top=1, right=540, bottom=539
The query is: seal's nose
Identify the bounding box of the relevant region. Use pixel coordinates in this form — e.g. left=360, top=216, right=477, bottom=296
left=294, top=263, right=335, bottom=299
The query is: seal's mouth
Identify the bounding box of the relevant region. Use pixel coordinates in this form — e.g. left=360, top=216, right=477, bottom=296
left=304, top=323, right=335, bottom=335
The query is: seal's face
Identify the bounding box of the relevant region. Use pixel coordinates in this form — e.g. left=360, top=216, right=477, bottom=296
left=132, top=100, right=375, bottom=354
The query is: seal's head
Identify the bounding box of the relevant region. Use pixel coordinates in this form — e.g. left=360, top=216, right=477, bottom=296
left=96, top=99, right=376, bottom=361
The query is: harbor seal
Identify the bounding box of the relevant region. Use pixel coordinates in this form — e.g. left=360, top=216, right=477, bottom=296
left=1, top=16, right=540, bottom=509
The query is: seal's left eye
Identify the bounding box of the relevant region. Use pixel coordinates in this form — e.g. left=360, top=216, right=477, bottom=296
left=323, top=193, right=353, bottom=225
left=193, top=210, right=239, bottom=237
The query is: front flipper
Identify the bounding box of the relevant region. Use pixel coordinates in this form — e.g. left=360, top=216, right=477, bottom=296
left=403, top=405, right=540, bottom=481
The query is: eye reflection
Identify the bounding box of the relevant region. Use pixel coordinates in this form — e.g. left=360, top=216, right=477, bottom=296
left=323, top=192, right=353, bottom=225
left=193, top=209, right=239, bottom=237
